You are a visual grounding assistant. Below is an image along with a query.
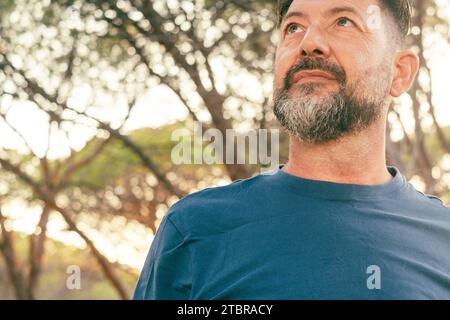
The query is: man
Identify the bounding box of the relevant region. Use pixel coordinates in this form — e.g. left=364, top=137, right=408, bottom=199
left=134, top=0, right=450, bottom=299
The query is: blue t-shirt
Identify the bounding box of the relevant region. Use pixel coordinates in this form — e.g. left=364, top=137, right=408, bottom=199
left=133, top=166, right=450, bottom=299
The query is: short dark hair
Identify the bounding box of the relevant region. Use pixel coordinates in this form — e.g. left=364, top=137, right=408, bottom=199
left=276, top=0, right=411, bottom=39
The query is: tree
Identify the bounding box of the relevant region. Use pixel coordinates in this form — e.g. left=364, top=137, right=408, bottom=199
left=0, top=0, right=449, bottom=299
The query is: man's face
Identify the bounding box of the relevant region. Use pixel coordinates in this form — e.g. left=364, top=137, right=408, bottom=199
left=273, top=0, right=395, bottom=143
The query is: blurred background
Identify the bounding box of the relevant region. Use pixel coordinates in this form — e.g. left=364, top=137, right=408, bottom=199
left=0, top=0, right=449, bottom=299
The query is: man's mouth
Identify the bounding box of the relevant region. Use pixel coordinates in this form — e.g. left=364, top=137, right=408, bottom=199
left=293, top=70, right=336, bottom=85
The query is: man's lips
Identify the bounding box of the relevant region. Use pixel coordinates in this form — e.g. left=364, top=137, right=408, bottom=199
left=293, top=70, right=336, bottom=84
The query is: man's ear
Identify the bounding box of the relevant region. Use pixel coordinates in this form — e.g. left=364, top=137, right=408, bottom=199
left=390, top=49, right=420, bottom=97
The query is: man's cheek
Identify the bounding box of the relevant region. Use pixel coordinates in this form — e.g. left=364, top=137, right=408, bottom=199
left=273, top=66, right=286, bottom=88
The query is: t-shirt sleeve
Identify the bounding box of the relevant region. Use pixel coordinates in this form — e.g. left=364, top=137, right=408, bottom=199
left=133, top=214, right=191, bottom=300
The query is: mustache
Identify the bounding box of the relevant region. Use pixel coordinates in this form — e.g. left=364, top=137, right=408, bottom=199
left=284, top=58, right=347, bottom=90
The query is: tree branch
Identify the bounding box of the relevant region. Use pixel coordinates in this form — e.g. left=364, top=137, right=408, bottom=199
left=0, top=157, right=129, bottom=299
left=0, top=209, right=31, bottom=299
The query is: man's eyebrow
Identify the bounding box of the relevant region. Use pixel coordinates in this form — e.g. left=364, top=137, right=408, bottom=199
left=282, top=11, right=307, bottom=23
left=282, top=6, right=364, bottom=24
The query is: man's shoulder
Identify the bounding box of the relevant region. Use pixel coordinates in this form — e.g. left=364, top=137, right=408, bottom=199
left=404, top=182, right=450, bottom=216
left=165, top=169, right=278, bottom=235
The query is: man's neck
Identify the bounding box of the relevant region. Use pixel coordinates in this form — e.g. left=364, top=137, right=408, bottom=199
left=283, top=120, right=392, bottom=185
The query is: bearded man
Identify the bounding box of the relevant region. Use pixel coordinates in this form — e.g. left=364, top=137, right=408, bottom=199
left=134, top=0, right=450, bottom=299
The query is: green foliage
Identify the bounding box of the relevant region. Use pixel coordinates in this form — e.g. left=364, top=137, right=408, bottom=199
left=0, top=0, right=15, bottom=15
left=65, top=123, right=185, bottom=191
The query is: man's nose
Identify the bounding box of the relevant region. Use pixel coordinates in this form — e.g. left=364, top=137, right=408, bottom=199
left=299, top=25, right=331, bottom=58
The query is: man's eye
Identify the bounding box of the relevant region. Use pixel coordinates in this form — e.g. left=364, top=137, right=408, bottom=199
left=336, top=17, right=354, bottom=27
left=285, top=23, right=303, bottom=35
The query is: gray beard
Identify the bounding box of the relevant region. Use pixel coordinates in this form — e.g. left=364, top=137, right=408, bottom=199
left=273, top=81, right=387, bottom=144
